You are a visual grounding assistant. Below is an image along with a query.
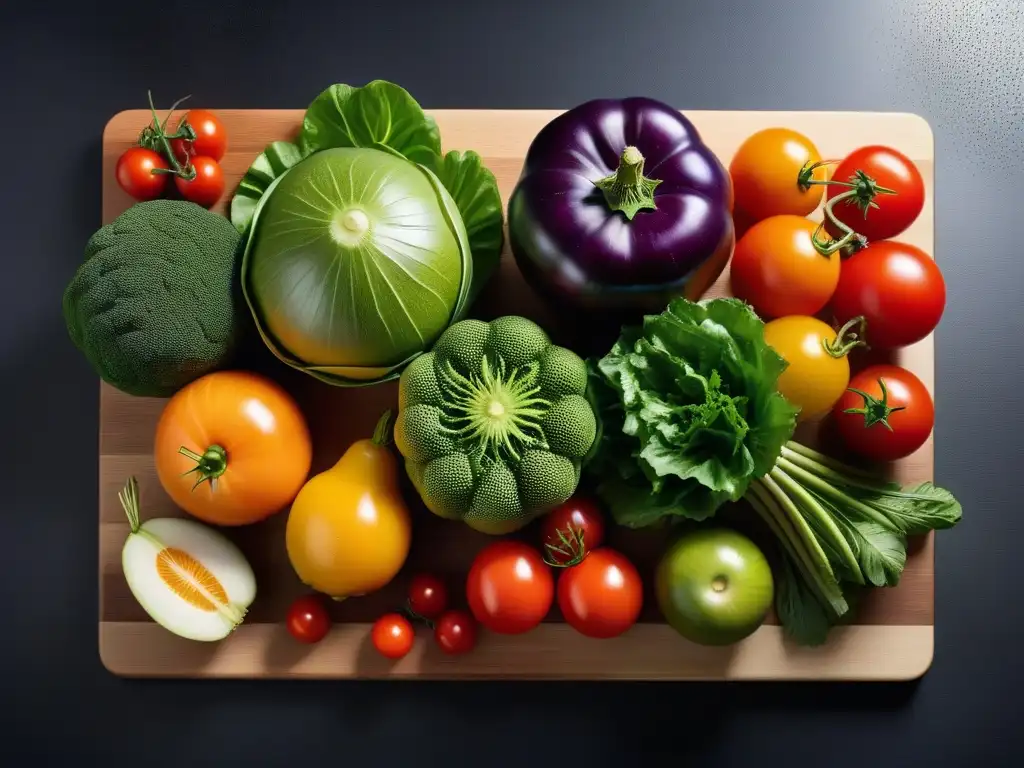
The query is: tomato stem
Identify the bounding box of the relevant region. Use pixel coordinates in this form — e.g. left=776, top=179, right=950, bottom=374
left=796, top=158, right=841, bottom=191
left=402, top=601, right=436, bottom=630
left=144, top=90, right=196, bottom=181
left=842, top=378, right=906, bottom=431
left=810, top=168, right=898, bottom=256
left=542, top=524, right=588, bottom=568
left=178, top=444, right=228, bottom=491
left=823, top=316, right=868, bottom=358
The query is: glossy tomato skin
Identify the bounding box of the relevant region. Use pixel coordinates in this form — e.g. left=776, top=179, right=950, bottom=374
left=153, top=370, right=313, bottom=526
left=116, top=147, right=168, bottom=201
left=557, top=548, right=643, bottom=639
left=434, top=610, right=477, bottom=655
left=175, top=109, right=227, bottom=162
left=372, top=613, right=414, bottom=660
left=831, top=241, right=945, bottom=350
left=175, top=156, right=224, bottom=208
left=729, top=215, right=840, bottom=319
left=834, top=365, right=934, bottom=462
left=825, top=145, right=924, bottom=242
left=466, top=541, right=554, bottom=635
left=286, top=595, right=330, bottom=644
left=539, top=496, right=606, bottom=565
left=408, top=573, right=448, bottom=620
left=763, top=316, right=851, bottom=422
left=729, top=128, right=825, bottom=221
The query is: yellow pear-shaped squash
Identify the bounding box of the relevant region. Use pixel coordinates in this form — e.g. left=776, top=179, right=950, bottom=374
left=286, top=411, right=411, bottom=599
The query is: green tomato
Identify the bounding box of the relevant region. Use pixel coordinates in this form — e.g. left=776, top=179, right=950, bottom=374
left=655, top=528, right=774, bottom=646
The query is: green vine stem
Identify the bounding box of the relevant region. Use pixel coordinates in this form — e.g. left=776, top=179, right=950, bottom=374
left=372, top=409, right=394, bottom=447
left=823, top=315, right=868, bottom=358
left=542, top=524, right=589, bottom=568
left=842, top=378, right=906, bottom=431
left=119, top=476, right=143, bottom=535
left=179, top=444, right=228, bottom=490
left=594, top=146, right=663, bottom=220
left=143, top=90, right=197, bottom=181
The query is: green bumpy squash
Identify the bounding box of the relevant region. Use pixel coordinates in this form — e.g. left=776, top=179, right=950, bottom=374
left=62, top=201, right=244, bottom=397
left=394, top=316, right=598, bottom=534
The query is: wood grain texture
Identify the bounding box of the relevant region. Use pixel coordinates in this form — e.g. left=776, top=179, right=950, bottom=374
left=98, top=107, right=937, bottom=679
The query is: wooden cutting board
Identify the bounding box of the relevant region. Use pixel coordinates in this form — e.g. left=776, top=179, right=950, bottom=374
left=98, top=107, right=936, bottom=680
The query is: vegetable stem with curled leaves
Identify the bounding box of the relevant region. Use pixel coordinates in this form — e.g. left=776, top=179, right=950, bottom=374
left=142, top=90, right=198, bottom=181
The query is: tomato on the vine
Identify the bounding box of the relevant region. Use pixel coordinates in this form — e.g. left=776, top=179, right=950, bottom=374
left=729, top=215, right=840, bottom=319
left=286, top=595, right=331, bottom=644
left=408, top=573, right=448, bottom=620
left=434, top=610, right=477, bottom=655
left=764, top=315, right=862, bottom=422
left=466, top=540, right=553, bottom=635
left=830, top=240, right=945, bottom=350
left=372, top=613, right=414, bottom=660
left=729, top=128, right=826, bottom=221
left=824, top=145, right=925, bottom=243
left=171, top=109, right=227, bottom=162
left=174, top=156, right=225, bottom=208
left=539, top=496, right=606, bottom=566
left=834, top=365, right=934, bottom=462
left=557, top=548, right=643, bottom=639
left=116, top=147, right=169, bottom=201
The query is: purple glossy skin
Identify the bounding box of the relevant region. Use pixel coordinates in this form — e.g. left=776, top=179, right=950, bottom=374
left=508, top=97, right=734, bottom=310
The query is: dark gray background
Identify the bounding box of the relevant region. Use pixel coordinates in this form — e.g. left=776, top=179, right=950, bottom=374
left=2, top=0, right=1018, bottom=764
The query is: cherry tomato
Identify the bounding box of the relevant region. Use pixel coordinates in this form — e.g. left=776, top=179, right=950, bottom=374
left=729, top=128, right=825, bottom=221
left=466, top=540, right=554, bottom=635
left=557, top=548, right=643, bottom=639
left=834, top=365, right=934, bottom=462
left=729, top=215, right=840, bottom=319
left=539, top=496, right=606, bottom=566
left=172, top=109, right=227, bottom=162
left=174, top=156, right=225, bottom=208
left=830, top=240, right=946, bottom=350
left=824, top=145, right=925, bottom=243
left=372, top=613, right=414, bottom=660
left=408, top=573, right=448, bottom=620
left=286, top=595, right=331, bottom=644
left=763, top=315, right=857, bottom=422
left=434, top=610, right=478, bottom=655
left=115, top=147, right=168, bottom=201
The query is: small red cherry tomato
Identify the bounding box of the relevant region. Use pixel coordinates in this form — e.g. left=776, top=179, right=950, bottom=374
left=173, top=109, right=227, bottom=162
left=539, top=496, right=606, bottom=566
left=408, top=573, right=448, bottom=620
left=174, top=156, right=225, bottom=208
left=434, top=610, right=478, bottom=655
left=371, top=613, right=415, bottom=660
left=557, top=548, right=643, bottom=639
left=115, top=147, right=168, bottom=201
left=286, top=595, right=331, bottom=644
left=834, top=364, right=935, bottom=462
left=466, top=540, right=553, bottom=635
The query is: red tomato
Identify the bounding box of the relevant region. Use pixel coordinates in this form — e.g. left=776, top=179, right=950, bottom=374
left=173, top=109, right=227, bottom=162
left=115, top=147, right=168, bottom=201
left=174, top=156, right=225, bottom=208
left=830, top=240, right=945, bottom=349
left=557, top=548, right=643, bottom=639
left=371, top=613, right=414, bottom=660
left=729, top=215, right=840, bottom=319
left=539, top=496, right=606, bottom=566
left=408, top=573, right=448, bottom=620
left=466, top=541, right=553, bottom=635
left=286, top=595, right=331, bottom=644
left=434, top=610, right=477, bottom=655
left=834, top=365, right=934, bottom=462
left=825, top=145, right=925, bottom=243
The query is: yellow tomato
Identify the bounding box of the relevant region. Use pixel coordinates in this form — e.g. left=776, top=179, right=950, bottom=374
left=763, top=316, right=855, bottom=422
left=285, top=412, right=411, bottom=599
left=730, top=128, right=826, bottom=222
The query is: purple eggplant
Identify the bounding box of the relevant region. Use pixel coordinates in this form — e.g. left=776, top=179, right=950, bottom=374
left=508, top=97, right=734, bottom=312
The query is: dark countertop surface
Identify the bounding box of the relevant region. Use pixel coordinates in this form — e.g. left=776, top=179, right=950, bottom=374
left=3, top=0, right=1019, bottom=764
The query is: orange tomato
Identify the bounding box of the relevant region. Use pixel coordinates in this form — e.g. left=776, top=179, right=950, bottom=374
left=729, top=214, right=840, bottom=319
left=154, top=370, right=312, bottom=526
left=729, top=128, right=825, bottom=222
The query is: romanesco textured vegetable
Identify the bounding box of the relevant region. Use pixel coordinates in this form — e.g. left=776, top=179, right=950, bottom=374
left=394, top=316, right=598, bottom=534
left=63, top=201, right=244, bottom=397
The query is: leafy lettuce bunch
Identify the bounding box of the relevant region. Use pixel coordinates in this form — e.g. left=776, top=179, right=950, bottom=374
left=587, top=297, right=800, bottom=527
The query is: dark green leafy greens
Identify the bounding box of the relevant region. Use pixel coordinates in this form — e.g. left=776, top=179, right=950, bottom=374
left=587, top=297, right=963, bottom=646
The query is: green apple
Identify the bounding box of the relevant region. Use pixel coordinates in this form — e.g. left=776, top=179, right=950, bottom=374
left=655, top=528, right=774, bottom=646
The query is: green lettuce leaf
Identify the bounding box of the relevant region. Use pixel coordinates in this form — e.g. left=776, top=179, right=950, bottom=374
left=423, top=150, right=504, bottom=303
left=775, top=553, right=832, bottom=647
left=587, top=297, right=799, bottom=528
left=229, top=140, right=304, bottom=235
left=298, top=80, right=441, bottom=163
